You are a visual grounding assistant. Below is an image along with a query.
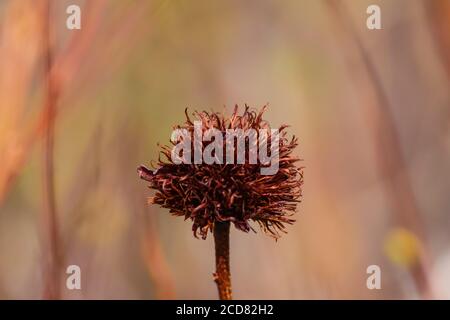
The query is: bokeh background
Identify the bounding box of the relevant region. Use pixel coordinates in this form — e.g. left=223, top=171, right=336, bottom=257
left=0, top=0, right=449, bottom=299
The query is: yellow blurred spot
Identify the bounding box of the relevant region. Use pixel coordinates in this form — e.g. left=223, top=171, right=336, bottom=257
left=384, top=228, right=422, bottom=268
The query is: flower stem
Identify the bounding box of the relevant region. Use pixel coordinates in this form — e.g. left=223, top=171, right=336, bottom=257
left=213, top=221, right=232, bottom=300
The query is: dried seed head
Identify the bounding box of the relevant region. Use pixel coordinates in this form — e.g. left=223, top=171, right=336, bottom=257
left=138, top=105, right=303, bottom=239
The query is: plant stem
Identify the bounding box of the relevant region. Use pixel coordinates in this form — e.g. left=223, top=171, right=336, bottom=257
left=213, top=221, right=232, bottom=300
left=42, top=0, right=62, bottom=299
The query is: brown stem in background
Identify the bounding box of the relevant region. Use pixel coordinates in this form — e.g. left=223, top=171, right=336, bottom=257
left=424, top=0, right=450, bottom=79
left=41, top=0, right=63, bottom=300
left=0, top=0, right=149, bottom=205
left=325, top=0, right=434, bottom=298
left=213, top=222, right=232, bottom=300
left=142, top=212, right=176, bottom=299
left=117, top=125, right=176, bottom=299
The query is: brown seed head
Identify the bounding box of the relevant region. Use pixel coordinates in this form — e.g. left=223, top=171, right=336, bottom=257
left=138, top=105, right=303, bottom=239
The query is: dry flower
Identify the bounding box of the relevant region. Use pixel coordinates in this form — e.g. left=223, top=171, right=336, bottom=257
left=138, top=105, right=303, bottom=299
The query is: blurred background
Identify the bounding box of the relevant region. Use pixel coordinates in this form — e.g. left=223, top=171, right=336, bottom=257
left=0, top=0, right=449, bottom=299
